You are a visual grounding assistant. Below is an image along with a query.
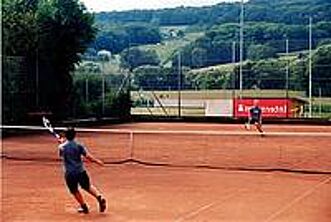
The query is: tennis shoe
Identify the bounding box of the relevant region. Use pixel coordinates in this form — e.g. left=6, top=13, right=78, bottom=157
left=97, top=196, right=107, bottom=213
left=77, top=204, right=89, bottom=214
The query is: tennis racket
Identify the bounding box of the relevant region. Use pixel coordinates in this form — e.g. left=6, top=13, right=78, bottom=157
left=42, top=116, right=61, bottom=139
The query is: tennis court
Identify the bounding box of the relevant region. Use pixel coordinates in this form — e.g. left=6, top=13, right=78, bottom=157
left=2, top=122, right=331, bottom=221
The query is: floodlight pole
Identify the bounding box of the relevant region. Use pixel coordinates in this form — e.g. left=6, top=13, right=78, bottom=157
left=239, top=0, right=244, bottom=99
left=309, top=17, right=313, bottom=118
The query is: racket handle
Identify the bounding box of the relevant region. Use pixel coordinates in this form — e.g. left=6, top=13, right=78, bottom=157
left=56, top=135, right=66, bottom=144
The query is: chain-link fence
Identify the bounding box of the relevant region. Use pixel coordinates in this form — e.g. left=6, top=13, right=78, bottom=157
left=2, top=56, right=33, bottom=123
left=3, top=40, right=331, bottom=122
left=70, top=72, right=130, bottom=119
left=2, top=55, right=131, bottom=123
left=130, top=39, right=331, bottom=119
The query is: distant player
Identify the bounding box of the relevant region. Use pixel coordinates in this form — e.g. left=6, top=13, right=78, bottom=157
left=245, top=100, right=265, bottom=136
left=58, top=127, right=106, bottom=214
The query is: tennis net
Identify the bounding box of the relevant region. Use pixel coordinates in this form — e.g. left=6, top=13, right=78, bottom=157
left=2, top=125, right=331, bottom=174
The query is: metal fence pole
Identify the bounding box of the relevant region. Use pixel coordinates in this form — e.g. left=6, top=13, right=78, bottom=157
left=178, top=52, right=182, bottom=117
left=286, top=39, right=289, bottom=99
left=286, top=38, right=289, bottom=118
left=232, top=41, right=236, bottom=98
left=319, top=87, right=322, bottom=117
left=309, top=17, right=313, bottom=118
left=36, top=48, right=39, bottom=108
left=102, top=61, right=105, bottom=116
left=85, top=77, right=89, bottom=103
left=239, top=0, right=244, bottom=98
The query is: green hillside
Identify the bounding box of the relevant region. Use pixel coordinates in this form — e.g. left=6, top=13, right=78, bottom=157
left=81, top=0, right=331, bottom=98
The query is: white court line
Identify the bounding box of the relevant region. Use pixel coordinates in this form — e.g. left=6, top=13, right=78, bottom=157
left=174, top=189, right=245, bottom=222
left=174, top=202, right=215, bottom=222
left=131, top=130, right=331, bottom=137
left=263, top=176, right=331, bottom=222
left=263, top=125, right=331, bottom=129
left=2, top=125, right=331, bottom=137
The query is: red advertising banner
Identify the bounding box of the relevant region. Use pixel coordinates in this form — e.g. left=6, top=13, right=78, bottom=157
left=234, top=99, right=293, bottom=118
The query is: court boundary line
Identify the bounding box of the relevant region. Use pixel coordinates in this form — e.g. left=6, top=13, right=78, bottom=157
left=263, top=176, right=331, bottom=222
left=174, top=202, right=215, bottom=222
left=2, top=125, right=331, bottom=137
left=174, top=188, right=244, bottom=222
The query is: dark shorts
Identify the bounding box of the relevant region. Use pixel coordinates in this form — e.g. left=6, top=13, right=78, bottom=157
left=250, top=118, right=261, bottom=125
left=65, top=171, right=90, bottom=194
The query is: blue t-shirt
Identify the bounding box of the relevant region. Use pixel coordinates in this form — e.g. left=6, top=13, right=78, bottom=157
left=59, top=140, right=87, bottom=175
left=250, top=106, right=262, bottom=120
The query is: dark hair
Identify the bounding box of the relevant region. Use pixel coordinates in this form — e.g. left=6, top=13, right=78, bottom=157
left=65, top=127, right=76, bottom=140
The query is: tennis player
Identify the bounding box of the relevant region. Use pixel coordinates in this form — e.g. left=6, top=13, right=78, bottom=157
left=245, top=99, right=265, bottom=135
left=58, top=127, right=106, bottom=214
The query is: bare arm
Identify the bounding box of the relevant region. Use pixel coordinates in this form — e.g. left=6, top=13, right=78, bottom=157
left=84, top=152, right=104, bottom=166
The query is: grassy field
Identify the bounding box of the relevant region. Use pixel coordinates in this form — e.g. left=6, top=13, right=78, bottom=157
left=311, top=98, right=331, bottom=118
left=77, top=26, right=204, bottom=73
left=131, top=90, right=331, bottom=118
left=139, top=30, right=204, bottom=66
left=131, top=90, right=306, bottom=101
left=131, top=107, right=205, bottom=116
left=189, top=62, right=236, bottom=74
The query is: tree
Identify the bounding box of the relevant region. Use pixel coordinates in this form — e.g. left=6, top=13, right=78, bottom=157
left=178, top=20, right=331, bottom=68
left=2, top=0, right=39, bottom=56
left=94, top=0, right=331, bottom=27
left=36, top=0, right=96, bottom=117
left=94, top=30, right=129, bottom=54
left=132, top=66, right=191, bottom=90
left=191, top=47, right=208, bottom=68
left=2, top=0, right=96, bottom=122
left=247, top=44, right=277, bottom=61
left=124, top=24, right=161, bottom=45
left=93, top=24, right=161, bottom=54
left=70, top=74, right=131, bottom=118
left=120, top=48, right=160, bottom=71
left=311, top=44, right=331, bottom=96
left=2, top=0, right=39, bottom=123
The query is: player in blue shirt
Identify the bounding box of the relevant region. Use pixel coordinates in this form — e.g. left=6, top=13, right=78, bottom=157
left=245, top=100, right=265, bottom=135
left=59, top=128, right=106, bottom=214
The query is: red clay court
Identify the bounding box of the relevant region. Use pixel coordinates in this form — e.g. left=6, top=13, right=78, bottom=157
left=2, top=122, right=331, bottom=221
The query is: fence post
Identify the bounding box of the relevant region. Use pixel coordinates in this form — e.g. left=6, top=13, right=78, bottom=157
left=178, top=52, right=182, bottom=118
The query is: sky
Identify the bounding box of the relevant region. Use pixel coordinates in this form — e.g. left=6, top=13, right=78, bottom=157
left=80, top=0, right=242, bottom=12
